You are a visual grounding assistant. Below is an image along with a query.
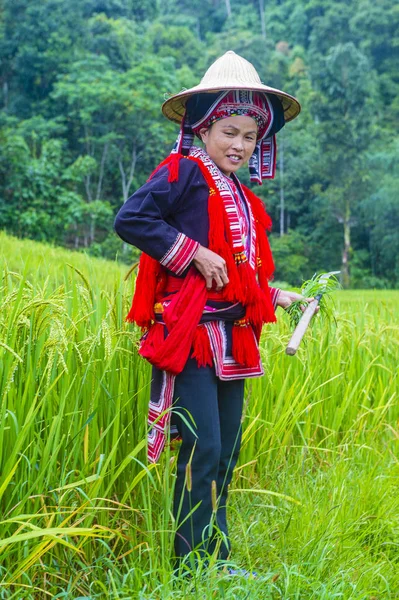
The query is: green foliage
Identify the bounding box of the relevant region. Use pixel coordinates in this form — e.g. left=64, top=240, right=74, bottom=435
left=285, top=270, right=341, bottom=327
left=360, top=140, right=399, bottom=286
left=0, top=233, right=398, bottom=596
left=0, top=0, right=397, bottom=285
left=270, top=230, right=309, bottom=285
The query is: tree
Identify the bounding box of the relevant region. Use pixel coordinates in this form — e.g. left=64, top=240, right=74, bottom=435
left=51, top=54, right=186, bottom=244
left=309, top=42, right=378, bottom=287
left=360, top=140, right=399, bottom=286
left=0, top=133, right=93, bottom=245
left=0, top=0, right=397, bottom=279
left=0, top=0, right=86, bottom=116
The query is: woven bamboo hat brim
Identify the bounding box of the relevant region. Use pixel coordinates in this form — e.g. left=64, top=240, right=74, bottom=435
left=162, top=50, right=301, bottom=124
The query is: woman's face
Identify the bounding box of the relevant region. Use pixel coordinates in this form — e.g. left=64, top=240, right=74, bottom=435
left=200, top=115, right=258, bottom=176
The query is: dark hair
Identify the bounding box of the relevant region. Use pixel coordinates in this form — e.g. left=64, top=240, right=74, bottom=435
left=186, top=93, right=221, bottom=124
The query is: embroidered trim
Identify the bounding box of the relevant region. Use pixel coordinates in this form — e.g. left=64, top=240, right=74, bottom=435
left=234, top=317, right=249, bottom=327
left=188, top=147, right=257, bottom=267
left=269, top=286, right=280, bottom=310
left=205, top=321, right=263, bottom=380
left=160, top=233, right=199, bottom=275
left=148, top=371, right=176, bottom=463
left=191, top=91, right=273, bottom=142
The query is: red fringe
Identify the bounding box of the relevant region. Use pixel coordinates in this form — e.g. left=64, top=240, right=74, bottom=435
left=235, top=259, right=276, bottom=327
left=232, top=323, right=260, bottom=367
left=191, top=324, right=213, bottom=368
left=126, top=253, right=160, bottom=328
left=237, top=260, right=259, bottom=305
left=246, top=292, right=276, bottom=327
left=257, top=227, right=275, bottom=288
left=242, top=184, right=273, bottom=231
left=242, top=184, right=275, bottom=282
left=167, top=153, right=180, bottom=182
left=257, top=263, right=269, bottom=293
left=147, top=153, right=181, bottom=183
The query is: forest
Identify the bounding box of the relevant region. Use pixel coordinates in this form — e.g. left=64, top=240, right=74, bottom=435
left=1, top=3, right=399, bottom=596
left=0, top=0, right=398, bottom=288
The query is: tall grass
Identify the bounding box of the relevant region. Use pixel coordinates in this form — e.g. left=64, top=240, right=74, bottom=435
left=0, top=232, right=398, bottom=598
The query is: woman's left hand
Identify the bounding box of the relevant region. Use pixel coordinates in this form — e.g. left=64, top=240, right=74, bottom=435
left=276, top=290, right=319, bottom=313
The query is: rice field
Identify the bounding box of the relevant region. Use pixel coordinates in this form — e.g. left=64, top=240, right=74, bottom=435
left=0, top=231, right=398, bottom=599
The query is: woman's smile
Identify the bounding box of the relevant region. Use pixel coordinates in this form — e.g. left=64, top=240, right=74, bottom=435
left=227, top=154, right=243, bottom=164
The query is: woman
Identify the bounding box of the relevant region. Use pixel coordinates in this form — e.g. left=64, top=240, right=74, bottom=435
left=114, top=51, right=306, bottom=567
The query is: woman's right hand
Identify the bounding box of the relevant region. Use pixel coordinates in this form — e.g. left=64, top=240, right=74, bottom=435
left=193, top=245, right=229, bottom=291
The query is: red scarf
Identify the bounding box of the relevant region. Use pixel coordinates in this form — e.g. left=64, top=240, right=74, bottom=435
left=126, top=153, right=276, bottom=375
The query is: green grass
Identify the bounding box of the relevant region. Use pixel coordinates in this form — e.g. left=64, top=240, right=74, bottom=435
left=0, top=232, right=398, bottom=598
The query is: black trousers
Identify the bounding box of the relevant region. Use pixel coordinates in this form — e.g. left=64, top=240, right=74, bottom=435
left=171, top=357, right=245, bottom=560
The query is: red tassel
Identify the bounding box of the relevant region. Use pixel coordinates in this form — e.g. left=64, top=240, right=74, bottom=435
left=126, top=254, right=160, bottom=328
left=232, top=322, right=260, bottom=367
left=234, top=258, right=277, bottom=327
left=257, top=227, right=275, bottom=282
left=191, top=324, right=213, bottom=368
left=242, top=184, right=275, bottom=282
left=167, top=153, right=180, bottom=182
left=245, top=293, right=276, bottom=327
left=207, top=187, right=231, bottom=254
left=242, top=184, right=273, bottom=231
left=237, top=260, right=259, bottom=305
left=146, top=154, right=182, bottom=184
left=257, top=262, right=269, bottom=292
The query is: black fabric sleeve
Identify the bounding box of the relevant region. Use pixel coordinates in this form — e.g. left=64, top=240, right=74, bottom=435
left=114, top=160, right=201, bottom=272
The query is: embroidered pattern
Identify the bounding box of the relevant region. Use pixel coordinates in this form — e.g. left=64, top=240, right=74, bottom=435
left=160, top=232, right=200, bottom=275
left=191, top=91, right=272, bottom=140
left=249, top=136, right=276, bottom=183
left=269, top=286, right=280, bottom=309
left=189, top=146, right=257, bottom=268
left=148, top=371, right=176, bottom=463
left=205, top=321, right=263, bottom=380
left=172, top=91, right=278, bottom=183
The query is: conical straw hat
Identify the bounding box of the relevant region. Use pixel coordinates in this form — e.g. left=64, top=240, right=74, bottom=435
left=162, top=50, right=301, bottom=124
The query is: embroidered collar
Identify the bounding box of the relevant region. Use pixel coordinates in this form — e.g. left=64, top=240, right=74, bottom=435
left=188, top=147, right=257, bottom=269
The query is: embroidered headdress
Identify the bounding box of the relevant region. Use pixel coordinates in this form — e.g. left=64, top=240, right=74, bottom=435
left=162, top=50, right=301, bottom=183
left=172, top=89, right=284, bottom=183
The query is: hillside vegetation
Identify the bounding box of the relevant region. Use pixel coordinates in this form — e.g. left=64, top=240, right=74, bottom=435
left=0, top=0, right=398, bottom=287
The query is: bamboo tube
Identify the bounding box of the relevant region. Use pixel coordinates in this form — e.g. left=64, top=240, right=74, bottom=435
left=285, top=296, right=320, bottom=355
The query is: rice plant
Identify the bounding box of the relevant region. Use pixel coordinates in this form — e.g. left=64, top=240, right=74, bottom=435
left=0, top=232, right=398, bottom=598
left=285, top=271, right=341, bottom=327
